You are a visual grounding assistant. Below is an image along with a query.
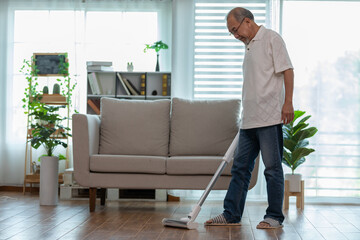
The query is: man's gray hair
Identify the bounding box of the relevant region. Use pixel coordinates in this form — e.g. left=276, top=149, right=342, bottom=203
left=226, top=7, right=254, bottom=22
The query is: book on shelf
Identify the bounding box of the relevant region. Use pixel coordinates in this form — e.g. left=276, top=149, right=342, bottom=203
left=140, top=74, right=146, bottom=95
left=162, top=74, right=171, bottom=96
left=87, top=73, right=97, bottom=94
left=93, top=72, right=103, bottom=94
left=123, top=78, right=140, bottom=95
left=116, top=73, right=131, bottom=95
left=86, top=61, right=112, bottom=67
left=88, top=72, right=103, bottom=95
left=87, top=99, right=100, bottom=115
left=87, top=65, right=114, bottom=72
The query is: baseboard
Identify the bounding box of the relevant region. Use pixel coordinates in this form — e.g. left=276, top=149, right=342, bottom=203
left=1, top=186, right=180, bottom=202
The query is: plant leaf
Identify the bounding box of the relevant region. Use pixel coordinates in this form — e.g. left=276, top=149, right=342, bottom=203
left=292, top=147, right=315, bottom=164
left=282, top=150, right=292, bottom=168
left=292, top=110, right=305, bottom=124
left=296, top=139, right=309, bottom=149
left=284, top=139, right=297, bottom=152
left=293, top=157, right=306, bottom=171
left=298, top=115, right=311, bottom=124
left=293, top=127, right=318, bottom=142
left=292, top=122, right=308, bottom=135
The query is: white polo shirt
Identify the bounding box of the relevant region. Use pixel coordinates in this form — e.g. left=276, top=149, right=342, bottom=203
left=241, top=26, right=293, bottom=129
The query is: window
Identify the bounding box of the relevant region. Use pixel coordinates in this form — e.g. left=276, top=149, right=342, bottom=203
left=12, top=7, right=167, bottom=140
left=282, top=1, right=360, bottom=198
left=0, top=0, right=171, bottom=186
left=192, top=0, right=360, bottom=200
left=84, top=11, right=158, bottom=71
left=193, top=0, right=267, bottom=99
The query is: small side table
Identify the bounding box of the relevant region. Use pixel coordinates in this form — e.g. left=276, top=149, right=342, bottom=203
left=283, top=180, right=304, bottom=210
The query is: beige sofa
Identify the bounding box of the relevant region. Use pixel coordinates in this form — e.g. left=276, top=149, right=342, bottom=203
left=72, top=97, right=259, bottom=212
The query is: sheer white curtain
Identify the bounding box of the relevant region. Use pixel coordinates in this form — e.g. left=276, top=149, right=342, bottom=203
left=0, top=0, right=172, bottom=186
left=0, top=0, right=10, bottom=185
left=171, top=0, right=194, bottom=99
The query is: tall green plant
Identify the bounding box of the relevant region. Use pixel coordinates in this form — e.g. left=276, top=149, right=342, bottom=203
left=282, top=110, right=318, bottom=174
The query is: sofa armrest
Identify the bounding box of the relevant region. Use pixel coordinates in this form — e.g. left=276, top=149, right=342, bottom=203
left=72, top=113, right=101, bottom=186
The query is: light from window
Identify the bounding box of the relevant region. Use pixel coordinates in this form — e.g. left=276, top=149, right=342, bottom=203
left=283, top=1, right=360, bottom=198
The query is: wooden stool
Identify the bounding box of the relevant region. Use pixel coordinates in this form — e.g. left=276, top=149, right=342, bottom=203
left=283, top=180, right=304, bottom=210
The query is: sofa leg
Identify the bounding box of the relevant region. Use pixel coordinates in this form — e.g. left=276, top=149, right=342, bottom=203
left=100, top=188, right=106, bottom=206
left=89, top=188, right=96, bottom=212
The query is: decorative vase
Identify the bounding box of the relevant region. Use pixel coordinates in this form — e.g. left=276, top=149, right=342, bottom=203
left=155, top=54, right=160, bottom=72
left=285, top=173, right=302, bottom=192
left=40, top=156, right=59, bottom=205
left=127, top=62, right=134, bottom=72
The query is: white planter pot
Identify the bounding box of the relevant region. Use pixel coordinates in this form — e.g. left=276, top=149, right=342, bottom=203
left=40, top=156, right=59, bottom=205
left=285, top=173, right=302, bottom=192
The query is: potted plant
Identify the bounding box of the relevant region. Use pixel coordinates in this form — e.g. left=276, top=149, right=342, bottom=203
left=29, top=103, right=71, bottom=205
left=282, top=110, right=318, bottom=192
left=144, top=40, right=169, bottom=71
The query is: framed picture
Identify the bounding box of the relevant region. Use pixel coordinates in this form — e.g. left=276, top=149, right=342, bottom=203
left=32, top=53, right=68, bottom=76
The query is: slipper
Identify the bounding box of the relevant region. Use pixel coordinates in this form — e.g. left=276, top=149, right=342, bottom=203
left=204, top=213, right=241, bottom=226
left=256, top=218, right=283, bottom=229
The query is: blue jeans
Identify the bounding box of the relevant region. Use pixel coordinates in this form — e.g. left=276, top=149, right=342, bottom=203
left=223, top=124, right=284, bottom=224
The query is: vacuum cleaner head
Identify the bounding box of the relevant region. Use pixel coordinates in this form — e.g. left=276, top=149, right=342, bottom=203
left=162, top=217, right=199, bottom=230
left=162, top=132, right=240, bottom=230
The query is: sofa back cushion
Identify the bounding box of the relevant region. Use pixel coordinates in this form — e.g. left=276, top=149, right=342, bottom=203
left=99, top=98, right=170, bottom=156
left=169, top=98, right=241, bottom=156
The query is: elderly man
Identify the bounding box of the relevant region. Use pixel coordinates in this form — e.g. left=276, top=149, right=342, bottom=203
left=205, top=7, right=294, bottom=229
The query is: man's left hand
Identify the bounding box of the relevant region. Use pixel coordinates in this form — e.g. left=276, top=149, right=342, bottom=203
left=281, top=102, right=294, bottom=125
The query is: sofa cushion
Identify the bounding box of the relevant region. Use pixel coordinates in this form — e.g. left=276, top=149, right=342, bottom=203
left=166, top=156, right=233, bottom=175
left=99, top=98, right=170, bottom=156
left=90, top=155, right=166, bottom=174
left=169, top=98, right=241, bottom=156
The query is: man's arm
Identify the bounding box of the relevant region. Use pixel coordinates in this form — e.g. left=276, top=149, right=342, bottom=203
left=282, top=68, right=294, bottom=124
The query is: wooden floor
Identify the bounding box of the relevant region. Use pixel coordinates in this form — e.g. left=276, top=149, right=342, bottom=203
left=1, top=192, right=360, bottom=240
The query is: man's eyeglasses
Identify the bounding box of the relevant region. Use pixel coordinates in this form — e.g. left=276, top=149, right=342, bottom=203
left=229, top=18, right=245, bottom=36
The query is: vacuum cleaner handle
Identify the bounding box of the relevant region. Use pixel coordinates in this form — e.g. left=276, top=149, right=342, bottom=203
left=223, top=131, right=240, bottom=163
left=192, top=131, right=240, bottom=212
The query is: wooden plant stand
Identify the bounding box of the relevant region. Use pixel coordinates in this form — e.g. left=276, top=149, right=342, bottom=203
left=283, top=180, right=304, bottom=210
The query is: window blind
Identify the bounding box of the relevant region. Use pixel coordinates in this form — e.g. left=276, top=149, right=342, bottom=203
left=193, top=0, right=267, bottom=99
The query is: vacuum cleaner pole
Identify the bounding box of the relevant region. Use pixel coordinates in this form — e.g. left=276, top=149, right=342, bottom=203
left=189, top=131, right=239, bottom=217
left=162, top=131, right=240, bottom=229
left=197, top=161, right=227, bottom=207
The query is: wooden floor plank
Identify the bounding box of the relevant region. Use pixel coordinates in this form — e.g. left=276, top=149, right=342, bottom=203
left=0, top=191, right=359, bottom=240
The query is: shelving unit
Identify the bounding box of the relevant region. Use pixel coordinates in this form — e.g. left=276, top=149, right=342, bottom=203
left=86, top=71, right=171, bottom=114
left=22, top=53, right=72, bottom=194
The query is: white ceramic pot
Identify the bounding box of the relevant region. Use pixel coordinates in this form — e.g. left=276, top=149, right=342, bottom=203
left=285, top=173, right=302, bottom=192
left=40, top=156, right=59, bottom=205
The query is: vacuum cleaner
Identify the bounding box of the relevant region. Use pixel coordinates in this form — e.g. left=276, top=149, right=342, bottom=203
left=162, top=131, right=240, bottom=229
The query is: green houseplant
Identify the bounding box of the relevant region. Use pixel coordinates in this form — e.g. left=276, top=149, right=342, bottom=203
left=21, top=53, right=75, bottom=205
left=282, top=110, right=318, bottom=192
left=29, top=103, right=71, bottom=156
left=144, top=40, right=169, bottom=71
